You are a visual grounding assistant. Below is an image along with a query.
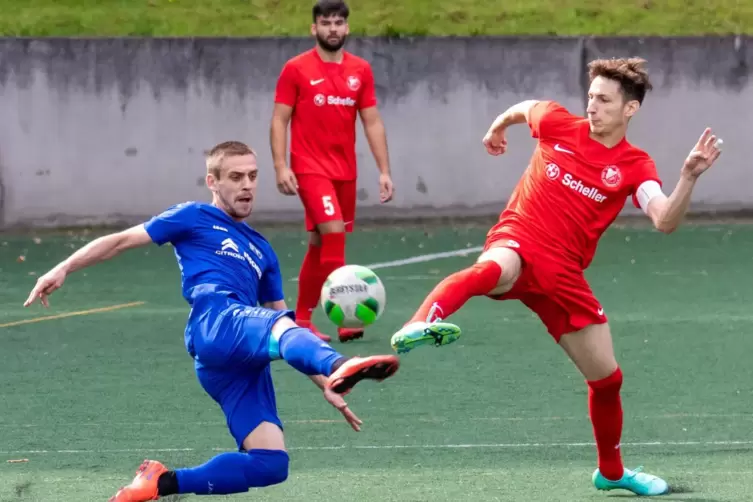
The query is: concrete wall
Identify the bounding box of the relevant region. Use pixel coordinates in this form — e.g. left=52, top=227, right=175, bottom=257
left=0, top=36, right=750, bottom=229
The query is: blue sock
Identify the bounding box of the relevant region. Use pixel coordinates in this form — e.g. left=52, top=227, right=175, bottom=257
left=174, top=449, right=289, bottom=495
left=278, top=327, right=345, bottom=376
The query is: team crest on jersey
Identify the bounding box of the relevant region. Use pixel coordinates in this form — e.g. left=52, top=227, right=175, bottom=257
left=545, top=163, right=560, bottom=180
left=346, top=76, right=361, bottom=91
left=314, top=93, right=326, bottom=106
left=601, top=165, right=622, bottom=188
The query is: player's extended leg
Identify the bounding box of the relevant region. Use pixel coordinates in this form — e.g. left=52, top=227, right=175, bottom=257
left=390, top=246, right=521, bottom=354
left=559, top=323, right=670, bottom=496
left=272, top=315, right=399, bottom=394
left=109, top=447, right=290, bottom=501
left=109, top=306, right=398, bottom=501
left=110, top=402, right=295, bottom=500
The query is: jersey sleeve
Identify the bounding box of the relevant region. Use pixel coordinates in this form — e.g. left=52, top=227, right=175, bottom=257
left=143, top=202, right=197, bottom=246
left=258, top=248, right=285, bottom=304
left=631, top=159, right=664, bottom=209
left=358, top=63, right=378, bottom=110
left=527, top=100, right=574, bottom=140
left=274, top=61, right=298, bottom=107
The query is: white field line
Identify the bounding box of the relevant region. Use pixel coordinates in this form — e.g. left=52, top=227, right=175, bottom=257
left=2, top=439, right=752, bottom=456
left=289, top=246, right=483, bottom=281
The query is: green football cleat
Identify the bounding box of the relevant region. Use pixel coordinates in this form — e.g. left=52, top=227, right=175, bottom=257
left=390, top=321, right=461, bottom=354
left=592, top=466, right=670, bottom=496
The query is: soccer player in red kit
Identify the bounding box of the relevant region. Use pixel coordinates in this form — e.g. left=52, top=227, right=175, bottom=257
left=270, top=0, right=394, bottom=343
left=391, top=58, right=723, bottom=496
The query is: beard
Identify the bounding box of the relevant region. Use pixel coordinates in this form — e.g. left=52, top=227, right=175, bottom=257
left=216, top=191, right=252, bottom=220
left=316, top=32, right=347, bottom=52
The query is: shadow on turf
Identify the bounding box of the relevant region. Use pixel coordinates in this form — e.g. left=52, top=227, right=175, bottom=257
left=606, top=483, right=720, bottom=501
left=0, top=481, right=31, bottom=502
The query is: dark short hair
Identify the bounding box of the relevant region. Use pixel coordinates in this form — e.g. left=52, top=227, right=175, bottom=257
left=587, top=57, right=653, bottom=105
left=312, top=0, right=349, bottom=22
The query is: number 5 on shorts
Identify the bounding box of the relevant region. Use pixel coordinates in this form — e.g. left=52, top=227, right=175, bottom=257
left=322, top=195, right=335, bottom=216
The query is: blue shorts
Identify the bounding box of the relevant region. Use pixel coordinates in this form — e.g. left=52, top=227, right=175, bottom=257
left=185, top=292, right=294, bottom=451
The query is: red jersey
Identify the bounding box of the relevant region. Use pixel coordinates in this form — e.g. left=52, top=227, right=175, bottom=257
left=491, top=100, right=662, bottom=269
left=274, top=49, right=378, bottom=181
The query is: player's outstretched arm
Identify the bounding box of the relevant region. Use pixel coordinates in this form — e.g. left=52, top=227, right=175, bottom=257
left=23, top=224, right=154, bottom=307
left=644, top=128, right=723, bottom=234
left=483, top=100, right=540, bottom=155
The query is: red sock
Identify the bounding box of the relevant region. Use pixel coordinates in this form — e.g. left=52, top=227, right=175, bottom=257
left=587, top=367, right=625, bottom=481
left=295, top=243, right=322, bottom=324
left=296, top=233, right=346, bottom=324
left=409, top=261, right=502, bottom=324
left=319, top=232, right=346, bottom=272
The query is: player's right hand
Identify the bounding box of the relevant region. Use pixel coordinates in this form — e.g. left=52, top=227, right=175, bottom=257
left=483, top=127, right=508, bottom=156
left=323, top=386, right=363, bottom=432
left=24, top=267, right=67, bottom=307
left=275, top=166, right=298, bottom=195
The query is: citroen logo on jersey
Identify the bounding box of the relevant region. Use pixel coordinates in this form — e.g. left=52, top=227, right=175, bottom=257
left=601, top=165, right=622, bottom=188
left=216, top=238, right=263, bottom=279
left=221, top=238, right=239, bottom=253
left=545, top=163, right=560, bottom=180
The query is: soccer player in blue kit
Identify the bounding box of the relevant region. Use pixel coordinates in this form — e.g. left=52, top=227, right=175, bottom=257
left=23, top=141, right=400, bottom=501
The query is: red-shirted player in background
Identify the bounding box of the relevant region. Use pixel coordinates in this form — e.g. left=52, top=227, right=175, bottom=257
left=270, top=0, right=394, bottom=343
left=391, top=58, right=723, bottom=496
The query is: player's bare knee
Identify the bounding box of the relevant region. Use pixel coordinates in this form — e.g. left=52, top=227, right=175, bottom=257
left=271, top=315, right=297, bottom=342
left=308, top=231, right=321, bottom=247
left=317, top=220, right=345, bottom=234
left=477, top=247, right=522, bottom=295
left=559, top=323, right=618, bottom=381
left=242, top=421, right=286, bottom=451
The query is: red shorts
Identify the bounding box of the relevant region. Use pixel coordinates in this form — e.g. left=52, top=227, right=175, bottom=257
left=296, top=174, right=356, bottom=233
left=483, top=232, right=606, bottom=342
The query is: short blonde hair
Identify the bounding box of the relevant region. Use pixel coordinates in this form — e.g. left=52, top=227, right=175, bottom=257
left=205, top=141, right=256, bottom=179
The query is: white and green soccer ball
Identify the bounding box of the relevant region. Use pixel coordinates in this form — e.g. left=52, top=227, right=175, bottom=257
left=320, top=264, right=386, bottom=329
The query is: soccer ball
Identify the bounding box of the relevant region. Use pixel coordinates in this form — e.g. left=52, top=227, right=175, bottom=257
left=320, top=264, right=386, bottom=329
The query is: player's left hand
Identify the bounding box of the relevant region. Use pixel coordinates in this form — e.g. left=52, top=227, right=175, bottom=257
left=682, top=128, right=723, bottom=179
left=379, top=173, right=394, bottom=203
left=323, top=386, right=363, bottom=431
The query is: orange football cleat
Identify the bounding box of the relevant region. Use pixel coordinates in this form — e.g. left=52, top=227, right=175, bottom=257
left=326, top=355, right=399, bottom=395
left=109, top=460, right=168, bottom=502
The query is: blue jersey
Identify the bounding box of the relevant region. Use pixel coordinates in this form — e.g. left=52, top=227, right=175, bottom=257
left=143, top=201, right=285, bottom=307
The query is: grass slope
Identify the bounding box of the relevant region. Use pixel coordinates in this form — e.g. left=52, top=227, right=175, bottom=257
left=0, top=0, right=750, bottom=37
